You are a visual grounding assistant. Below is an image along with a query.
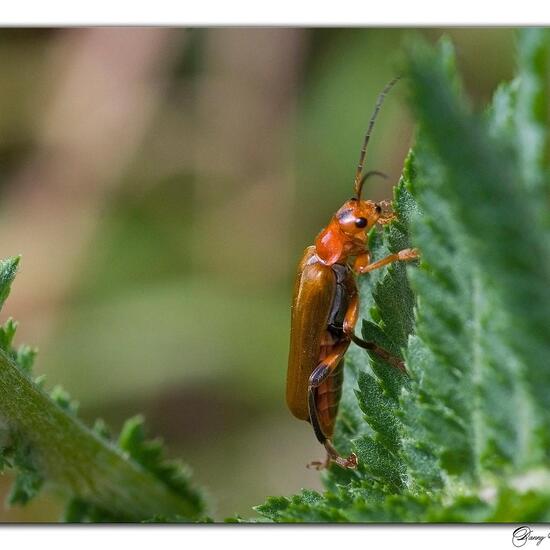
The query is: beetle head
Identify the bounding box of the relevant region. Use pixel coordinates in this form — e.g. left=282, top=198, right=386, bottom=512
left=335, top=199, right=382, bottom=237
left=314, top=198, right=392, bottom=265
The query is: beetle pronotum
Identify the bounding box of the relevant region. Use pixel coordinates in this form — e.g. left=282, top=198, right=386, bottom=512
left=285, top=78, right=419, bottom=469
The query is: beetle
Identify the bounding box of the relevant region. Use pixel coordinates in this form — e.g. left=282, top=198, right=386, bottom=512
left=285, top=78, right=419, bottom=469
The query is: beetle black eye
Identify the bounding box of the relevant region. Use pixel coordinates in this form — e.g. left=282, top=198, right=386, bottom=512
left=375, top=205, right=382, bottom=214
left=355, top=217, right=367, bottom=228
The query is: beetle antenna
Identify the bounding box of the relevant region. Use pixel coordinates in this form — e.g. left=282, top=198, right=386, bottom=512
left=354, top=76, right=400, bottom=200
left=355, top=170, right=388, bottom=200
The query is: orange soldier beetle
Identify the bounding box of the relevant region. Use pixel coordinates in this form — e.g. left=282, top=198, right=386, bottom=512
left=285, top=78, right=419, bottom=470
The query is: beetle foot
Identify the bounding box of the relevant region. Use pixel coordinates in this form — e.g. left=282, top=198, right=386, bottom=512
left=333, top=452, right=358, bottom=469
left=306, top=460, right=326, bottom=470
left=307, top=451, right=357, bottom=470
left=397, top=247, right=420, bottom=262
left=389, top=355, right=407, bottom=373
left=376, top=200, right=396, bottom=225
left=323, top=440, right=358, bottom=469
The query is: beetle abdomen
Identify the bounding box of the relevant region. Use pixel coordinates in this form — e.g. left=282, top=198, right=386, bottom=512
left=315, top=355, right=344, bottom=439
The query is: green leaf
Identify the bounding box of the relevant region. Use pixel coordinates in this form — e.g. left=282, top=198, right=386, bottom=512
left=515, top=29, right=550, bottom=199
left=256, top=30, right=550, bottom=523
left=0, top=256, right=206, bottom=521
left=0, top=257, right=19, bottom=310
left=6, top=439, right=44, bottom=506
left=50, top=385, right=80, bottom=416
left=118, top=415, right=205, bottom=515
left=406, top=34, right=550, bottom=478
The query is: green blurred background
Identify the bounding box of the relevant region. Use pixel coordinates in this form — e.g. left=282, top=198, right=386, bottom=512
left=0, top=28, right=516, bottom=521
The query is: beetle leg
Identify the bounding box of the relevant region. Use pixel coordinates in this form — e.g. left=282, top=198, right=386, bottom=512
left=307, top=345, right=358, bottom=470
left=353, top=251, right=371, bottom=272
left=354, top=247, right=419, bottom=274
left=308, top=344, right=348, bottom=391
left=343, top=289, right=406, bottom=373
left=308, top=357, right=344, bottom=449
left=307, top=440, right=357, bottom=471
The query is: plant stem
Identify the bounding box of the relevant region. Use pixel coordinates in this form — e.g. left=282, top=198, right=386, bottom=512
left=0, top=347, right=197, bottom=521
